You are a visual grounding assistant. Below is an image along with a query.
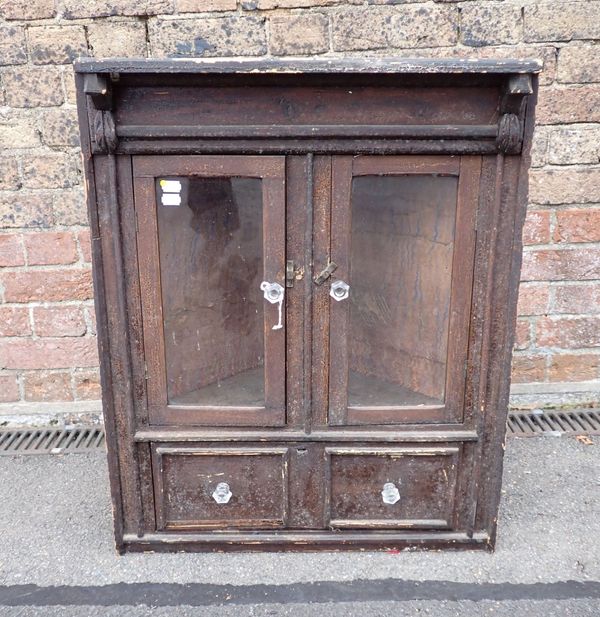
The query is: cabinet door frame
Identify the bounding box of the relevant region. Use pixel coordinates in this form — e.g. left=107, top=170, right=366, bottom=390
left=326, top=155, right=481, bottom=426
left=133, top=155, right=287, bottom=427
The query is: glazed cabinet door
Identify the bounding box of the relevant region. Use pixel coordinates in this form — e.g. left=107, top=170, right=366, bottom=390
left=324, top=155, right=480, bottom=426
left=133, top=156, right=286, bottom=427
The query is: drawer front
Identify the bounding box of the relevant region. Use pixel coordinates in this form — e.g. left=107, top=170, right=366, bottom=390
left=326, top=446, right=460, bottom=529
left=152, top=445, right=289, bottom=530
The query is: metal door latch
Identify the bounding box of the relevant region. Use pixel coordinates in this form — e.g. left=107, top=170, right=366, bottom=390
left=314, top=262, right=338, bottom=285
left=212, top=482, right=232, bottom=504
left=260, top=281, right=284, bottom=330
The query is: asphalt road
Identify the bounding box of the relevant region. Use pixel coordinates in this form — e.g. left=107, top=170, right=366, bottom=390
left=0, top=436, right=598, bottom=615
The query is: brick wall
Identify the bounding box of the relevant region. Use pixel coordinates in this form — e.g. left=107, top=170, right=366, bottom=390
left=0, top=0, right=599, bottom=421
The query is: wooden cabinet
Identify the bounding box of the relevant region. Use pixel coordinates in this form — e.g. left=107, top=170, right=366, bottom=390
left=75, top=58, right=539, bottom=552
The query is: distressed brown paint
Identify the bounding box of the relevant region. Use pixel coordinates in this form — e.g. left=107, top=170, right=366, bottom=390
left=75, top=58, right=538, bottom=553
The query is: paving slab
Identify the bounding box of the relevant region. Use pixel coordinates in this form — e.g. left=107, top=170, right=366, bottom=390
left=0, top=437, right=598, bottom=614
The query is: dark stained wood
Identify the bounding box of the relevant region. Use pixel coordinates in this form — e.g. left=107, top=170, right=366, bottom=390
left=75, top=60, right=538, bottom=553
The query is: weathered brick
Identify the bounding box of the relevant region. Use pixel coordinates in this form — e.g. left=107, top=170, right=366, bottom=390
left=0, top=338, right=98, bottom=370
left=511, top=354, right=546, bottom=383
left=522, top=210, right=551, bottom=245
left=269, top=14, right=329, bottom=55
left=0, top=25, right=27, bottom=66
left=0, top=193, right=54, bottom=228
left=558, top=45, right=600, bottom=84
left=1, top=0, right=56, bottom=20
left=61, top=0, right=173, bottom=18
left=553, top=283, right=600, bottom=314
left=29, top=26, right=88, bottom=65
left=548, top=353, right=600, bottom=381
left=461, top=3, right=522, bottom=47
left=77, top=229, right=92, bottom=263
left=0, top=158, right=21, bottom=191
left=537, top=316, right=600, bottom=348
left=23, top=370, right=73, bottom=402
left=529, top=168, right=600, bottom=204
left=537, top=85, right=600, bottom=124
left=0, top=234, right=25, bottom=267
left=0, top=307, right=31, bottom=337
left=33, top=306, right=87, bottom=337
left=514, top=319, right=531, bottom=350
left=524, top=2, right=600, bottom=43
left=3, top=67, right=64, bottom=108
left=40, top=108, right=80, bottom=148
left=151, top=16, right=267, bottom=57
left=390, top=5, right=458, bottom=49
left=24, top=231, right=78, bottom=266
left=331, top=7, right=391, bottom=51
left=87, top=21, right=148, bottom=58
left=245, top=0, right=337, bottom=7
left=530, top=127, right=548, bottom=168
left=547, top=126, right=600, bottom=165
left=0, top=374, right=20, bottom=402
left=52, top=189, right=88, bottom=226
left=177, top=0, right=236, bottom=10
left=517, top=283, right=550, bottom=316
left=1, top=269, right=93, bottom=303
left=0, top=116, right=40, bottom=149
left=521, top=248, right=600, bottom=281
left=22, top=154, right=79, bottom=190
left=554, top=209, right=600, bottom=243
left=61, top=66, right=78, bottom=105
left=73, top=368, right=102, bottom=400
left=86, top=307, right=97, bottom=336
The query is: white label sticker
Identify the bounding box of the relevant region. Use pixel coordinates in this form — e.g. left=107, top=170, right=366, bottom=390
left=159, top=179, right=182, bottom=193
left=161, top=193, right=182, bottom=206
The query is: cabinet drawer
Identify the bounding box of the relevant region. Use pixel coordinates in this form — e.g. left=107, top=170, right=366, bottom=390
left=152, top=445, right=289, bottom=530
left=326, top=446, right=460, bottom=529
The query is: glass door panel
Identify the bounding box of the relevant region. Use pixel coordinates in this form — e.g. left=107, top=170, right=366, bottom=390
left=328, top=156, right=479, bottom=426
left=134, top=156, right=286, bottom=427
left=157, top=177, right=265, bottom=408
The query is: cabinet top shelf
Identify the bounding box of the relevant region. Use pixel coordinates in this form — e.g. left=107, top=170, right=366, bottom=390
left=74, top=57, right=542, bottom=75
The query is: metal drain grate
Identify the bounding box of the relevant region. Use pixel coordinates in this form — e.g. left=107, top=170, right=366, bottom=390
left=507, top=408, right=600, bottom=437
left=0, top=426, right=105, bottom=456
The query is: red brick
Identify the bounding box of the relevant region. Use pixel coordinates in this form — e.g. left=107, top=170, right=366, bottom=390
left=536, top=316, right=600, bottom=348
left=0, top=338, right=98, bottom=370
left=514, top=319, right=531, bottom=350
left=0, top=374, right=20, bottom=402
left=554, top=209, right=600, bottom=243
left=24, top=232, right=78, bottom=266
left=0, top=234, right=25, bottom=267
left=1, top=269, right=93, bottom=303
left=0, top=307, right=31, bottom=337
left=537, top=85, right=600, bottom=125
left=517, top=283, right=550, bottom=315
left=548, top=353, right=600, bottom=382
left=23, top=371, right=73, bottom=402
left=511, top=354, right=546, bottom=383
left=553, top=284, right=600, bottom=314
left=522, top=210, right=551, bottom=245
left=33, top=306, right=87, bottom=337
left=521, top=248, right=600, bottom=281
left=77, top=229, right=92, bottom=263
left=529, top=168, right=600, bottom=205
left=73, top=369, right=102, bottom=400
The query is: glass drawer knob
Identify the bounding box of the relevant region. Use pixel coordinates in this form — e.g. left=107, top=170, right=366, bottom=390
left=212, top=482, right=232, bottom=504
left=381, top=482, right=400, bottom=505
left=330, top=280, right=350, bottom=301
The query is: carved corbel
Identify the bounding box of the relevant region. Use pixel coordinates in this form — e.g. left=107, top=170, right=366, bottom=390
left=497, top=74, right=533, bottom=154
left=84, top=73, right=118, bottom=153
